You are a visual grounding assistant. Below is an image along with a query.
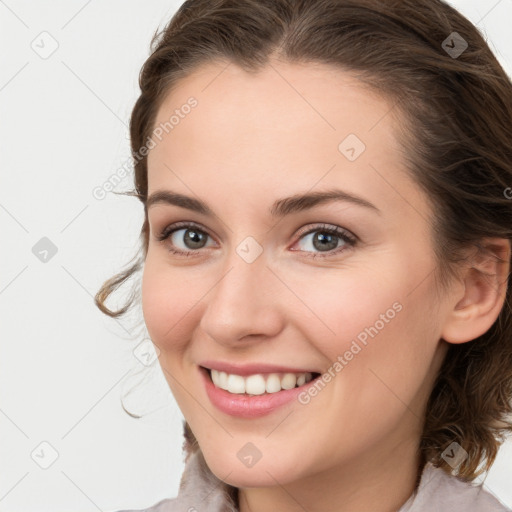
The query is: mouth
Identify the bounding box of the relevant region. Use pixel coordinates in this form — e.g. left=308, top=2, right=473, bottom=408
left=201, top=366, right=322, bottom=396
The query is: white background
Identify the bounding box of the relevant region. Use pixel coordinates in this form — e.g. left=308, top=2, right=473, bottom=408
left=1, top=1, right=511, bottom=511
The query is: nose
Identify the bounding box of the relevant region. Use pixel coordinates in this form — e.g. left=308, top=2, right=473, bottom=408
left=198, top=250, right=285, bottom=347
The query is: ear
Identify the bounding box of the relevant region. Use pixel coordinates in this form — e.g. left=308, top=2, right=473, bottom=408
left=441, top=238, right=511, bottom=344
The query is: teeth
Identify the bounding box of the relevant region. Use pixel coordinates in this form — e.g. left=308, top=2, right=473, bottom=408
left=210, top=369, right=314, bottom=395
left=245, top=374, right=266, bottom=395
left=218, top=371, right=229, bottom=389
left=281, top=373, right=299, bottom=389
left=227, top=374, right=245, bottom=394
left=265, top=374, right=281, bottom=394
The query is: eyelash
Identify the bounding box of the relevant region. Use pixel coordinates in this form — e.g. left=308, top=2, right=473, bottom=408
left=155, top=221, right=357, bottom=259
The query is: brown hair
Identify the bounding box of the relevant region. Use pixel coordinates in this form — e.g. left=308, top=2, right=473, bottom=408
left=95, top=0, right=512, bottom=481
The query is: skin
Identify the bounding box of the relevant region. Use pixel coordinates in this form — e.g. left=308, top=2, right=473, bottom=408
left=141, top=59, right=510, bottom=512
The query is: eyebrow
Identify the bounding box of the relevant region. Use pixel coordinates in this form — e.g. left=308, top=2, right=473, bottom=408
left=146, top=188, right=380, bottom=217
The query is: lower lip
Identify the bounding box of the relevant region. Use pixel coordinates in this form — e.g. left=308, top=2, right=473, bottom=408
left=200, top=366, right=317, bottom=418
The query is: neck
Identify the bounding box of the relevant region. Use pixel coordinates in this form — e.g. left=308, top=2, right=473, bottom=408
left=237, top=439, right=423, bottom=512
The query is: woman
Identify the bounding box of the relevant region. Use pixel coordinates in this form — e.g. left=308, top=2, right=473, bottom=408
left=96, top=0, right=512, bottom=510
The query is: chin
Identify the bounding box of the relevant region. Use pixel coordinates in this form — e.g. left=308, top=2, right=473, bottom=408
left=217, top=465, right=290, bottom=488
left=201, top=446, right=306, bottom=489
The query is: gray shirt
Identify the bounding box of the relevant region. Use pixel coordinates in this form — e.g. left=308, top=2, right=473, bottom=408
left=116, top=451, right=511, bottom=512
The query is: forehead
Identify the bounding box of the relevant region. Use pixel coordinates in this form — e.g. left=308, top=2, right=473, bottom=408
left=151, top=60, right=395, bottom=157
left=147, top=59, right=430, bottom=224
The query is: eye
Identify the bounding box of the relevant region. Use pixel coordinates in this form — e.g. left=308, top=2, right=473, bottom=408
left=156, top=221, right=215, bottom=256
left=155, top=221, right=357, bottom=259
left=291, top=224, right=357, bottom=258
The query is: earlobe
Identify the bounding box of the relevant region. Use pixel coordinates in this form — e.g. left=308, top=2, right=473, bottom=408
left=441, top=238, right=510, bottom=345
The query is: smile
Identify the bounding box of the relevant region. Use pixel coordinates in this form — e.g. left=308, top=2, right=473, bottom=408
left=200, top=365, right=322, bottom=418
left=209, top=368, right=317, bottom=395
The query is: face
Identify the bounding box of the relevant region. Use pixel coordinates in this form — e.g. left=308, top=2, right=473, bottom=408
left=142, top=59, right=451, bottom=488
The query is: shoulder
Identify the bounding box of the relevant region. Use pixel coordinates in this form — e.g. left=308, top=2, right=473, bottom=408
left=112, top=450, right=238, bottom=512
left=399, top=462, right=511, bottom=512
left=113, top=496, right=199, bottom=512
left=113, top=496, right=184, bottom=512
left=113, top=495, right=232, bottom=512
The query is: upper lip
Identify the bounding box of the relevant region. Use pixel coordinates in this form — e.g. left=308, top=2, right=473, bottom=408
left=200, top=360, right=319, bottom=376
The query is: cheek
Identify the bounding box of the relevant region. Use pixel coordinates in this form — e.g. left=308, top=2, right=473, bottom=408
left=141, top=256, right=202, bottom=354
left=295, top=265, right=439, bottom=402
left=286, top=266, right=405, bottom=356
